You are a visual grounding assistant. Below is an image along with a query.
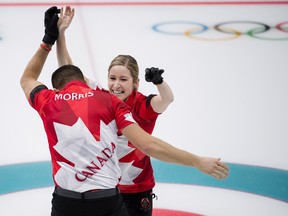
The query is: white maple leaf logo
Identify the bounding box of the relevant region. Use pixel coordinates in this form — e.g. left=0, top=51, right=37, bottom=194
left=116, top=135, right=143, bottom=185
left=53, top=118, right=121, bottom=192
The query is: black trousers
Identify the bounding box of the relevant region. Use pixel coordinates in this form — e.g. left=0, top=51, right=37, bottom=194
left=51, top=190, right=127, bottom=216
left=122, top=189, right=155, bottom=216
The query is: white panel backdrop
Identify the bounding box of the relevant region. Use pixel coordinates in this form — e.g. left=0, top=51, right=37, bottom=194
left=1, top=1, right=287, bottom=169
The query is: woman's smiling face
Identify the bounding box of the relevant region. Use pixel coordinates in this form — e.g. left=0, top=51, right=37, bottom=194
left=108, top=65, right=135, bottom=101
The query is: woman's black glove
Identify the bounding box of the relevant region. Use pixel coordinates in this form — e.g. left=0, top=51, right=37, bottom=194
left=145, top=67, right=164, bottom=85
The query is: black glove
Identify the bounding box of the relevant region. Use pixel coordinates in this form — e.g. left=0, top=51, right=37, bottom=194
left=145, top=67, right=164, bottom=85
left=42, top=6, right=60, bottom=45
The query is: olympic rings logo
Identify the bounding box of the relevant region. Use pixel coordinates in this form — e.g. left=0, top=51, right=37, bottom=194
left=152, top=21, right=288, bottom=41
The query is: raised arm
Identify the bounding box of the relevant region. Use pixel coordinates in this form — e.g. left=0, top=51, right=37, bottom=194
left=56, top=7, right=93, bottom=85
left=20, top=6, right=60, bottom=99
left=122, top=123, right=229, bottom=180
left=57, top=6, right=75, bottom=67
left=20, top=44, right=51, bottom=99
left=145, top=67, right=174, bottom=113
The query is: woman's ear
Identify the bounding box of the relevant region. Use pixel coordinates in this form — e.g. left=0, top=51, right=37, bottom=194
left=134, top=79, right=140, bottom=90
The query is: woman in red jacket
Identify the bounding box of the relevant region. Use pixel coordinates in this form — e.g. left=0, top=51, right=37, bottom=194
left=106, top=55, right=174, bottom=215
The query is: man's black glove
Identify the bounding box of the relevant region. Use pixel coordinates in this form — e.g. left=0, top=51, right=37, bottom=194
left=42, top=6, right=60, bottom=45
left=145, top=67, right=164, bottom=85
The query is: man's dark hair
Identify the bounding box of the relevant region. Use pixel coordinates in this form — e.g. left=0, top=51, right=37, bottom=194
left=51, top=64, right=85, bottom=89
